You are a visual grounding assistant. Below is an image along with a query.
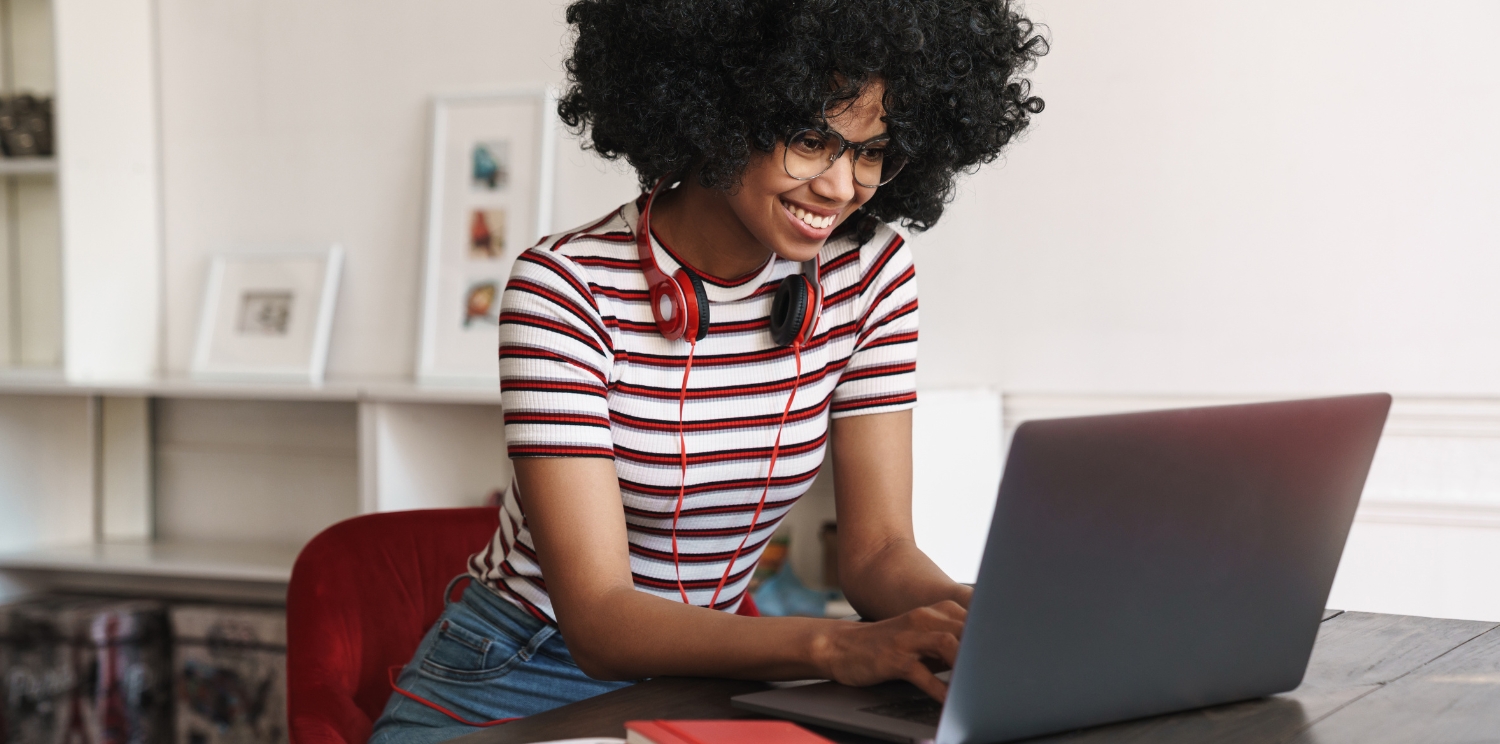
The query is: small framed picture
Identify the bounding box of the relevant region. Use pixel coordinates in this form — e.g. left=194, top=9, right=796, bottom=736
left=191, top=247, right=344, bottom=383
left=418, top=86, right=558, bottom=386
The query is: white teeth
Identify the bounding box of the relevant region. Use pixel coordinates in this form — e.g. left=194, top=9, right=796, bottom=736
left=784, top=201, right=833, bottom=230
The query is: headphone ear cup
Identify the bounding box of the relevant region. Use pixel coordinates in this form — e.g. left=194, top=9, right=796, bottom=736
left=676, top=269, right=711, bottom=342
left=770, top=274, right=810, bottom=347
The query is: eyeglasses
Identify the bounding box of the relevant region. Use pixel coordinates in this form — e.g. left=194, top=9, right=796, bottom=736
left=783, top=128, right=908, bottom=188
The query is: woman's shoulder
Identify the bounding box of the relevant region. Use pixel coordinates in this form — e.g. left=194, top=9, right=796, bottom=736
left=508, top=203, right=641, bottom=290
left=530, top=203, right=638, bottom=258
left=824, top=218, right=912, bottom=282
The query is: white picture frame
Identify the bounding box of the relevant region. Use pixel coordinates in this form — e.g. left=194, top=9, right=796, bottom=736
left=417, top=86, right=559, bottom=386
left=190, top=246, right=344, bottom=384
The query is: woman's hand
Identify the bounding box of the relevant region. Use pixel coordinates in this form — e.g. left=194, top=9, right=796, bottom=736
left=815, top=600, right=967, bottom=701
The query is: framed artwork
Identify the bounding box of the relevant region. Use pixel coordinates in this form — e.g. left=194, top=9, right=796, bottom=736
left=191, top=246, right=344, bottom=384
left=418, top=87, right=558, bottom=385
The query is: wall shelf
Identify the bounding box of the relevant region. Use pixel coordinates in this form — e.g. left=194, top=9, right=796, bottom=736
left=0, top=157, right=57, bottom=176
left=0, top=373, right=502, bottom=404
left=0, top=539, right=299, bottom=583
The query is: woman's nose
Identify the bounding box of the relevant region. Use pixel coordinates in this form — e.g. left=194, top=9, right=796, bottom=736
left=810, top=151, right=858, bottom=203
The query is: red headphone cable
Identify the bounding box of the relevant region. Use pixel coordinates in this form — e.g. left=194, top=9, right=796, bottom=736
left=708, top=341, right=803, bottom=610
left=670, top=338, right=698, bottom=604
left=387, top=666, right=519, bottom=727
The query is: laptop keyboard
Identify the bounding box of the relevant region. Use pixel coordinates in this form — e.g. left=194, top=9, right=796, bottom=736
left=859, top=697, right=944, bottom=727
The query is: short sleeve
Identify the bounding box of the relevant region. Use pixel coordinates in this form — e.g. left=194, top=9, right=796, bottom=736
left=831, top=232, right=919, bottom=418
left=499, top=249, right=617, bottom=458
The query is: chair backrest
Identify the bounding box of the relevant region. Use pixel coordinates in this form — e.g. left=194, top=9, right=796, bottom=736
left=286, top=508, right=499, bottom=744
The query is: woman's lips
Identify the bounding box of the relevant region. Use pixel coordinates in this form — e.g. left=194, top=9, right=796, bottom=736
left=781, top=199, right=837, bottom=238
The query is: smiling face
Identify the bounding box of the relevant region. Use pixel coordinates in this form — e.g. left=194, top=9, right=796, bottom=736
left=726, top=80, right=888, bottom=264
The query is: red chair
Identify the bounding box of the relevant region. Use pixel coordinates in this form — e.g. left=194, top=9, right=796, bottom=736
left=287, top=508, right=500, bottom=744
left=286, top=507, right=759, bottom=744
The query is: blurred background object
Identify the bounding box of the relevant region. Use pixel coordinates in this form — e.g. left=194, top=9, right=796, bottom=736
left=0, top=93, right=53, bottom=157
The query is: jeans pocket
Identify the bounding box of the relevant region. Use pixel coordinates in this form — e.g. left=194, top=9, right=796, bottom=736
left=418, top=611, right=527, bottom=682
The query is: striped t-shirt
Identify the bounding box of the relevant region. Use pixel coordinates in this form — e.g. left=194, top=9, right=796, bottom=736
left=469, top=199, right=919, bottom=623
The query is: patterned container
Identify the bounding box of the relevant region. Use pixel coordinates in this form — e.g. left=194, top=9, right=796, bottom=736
left=170, top=605, right=286, bottom=744
left=0, top=596, right=173, bottom=744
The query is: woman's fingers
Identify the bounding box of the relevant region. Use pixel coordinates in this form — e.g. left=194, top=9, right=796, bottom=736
left=916, top=629, right=962, bottom=669
left=906, top=661, right=949, bottom=702
left=901, top=606, right=963, bottom=697
left=825, top=600, right=969, bottom=695
left=910, top=601, right=966, bottom=632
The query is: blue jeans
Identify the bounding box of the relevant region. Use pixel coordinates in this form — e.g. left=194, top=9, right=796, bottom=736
left=369, top=579, right=632, bottom=744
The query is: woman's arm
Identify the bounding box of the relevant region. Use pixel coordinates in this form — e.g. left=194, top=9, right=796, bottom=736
left=831, top=409, right=973, bottom=620
left=517, top=455, right=966, bottom=700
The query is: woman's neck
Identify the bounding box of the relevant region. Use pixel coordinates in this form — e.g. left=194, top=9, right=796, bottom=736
left=650, top=179, right=772, bottom=281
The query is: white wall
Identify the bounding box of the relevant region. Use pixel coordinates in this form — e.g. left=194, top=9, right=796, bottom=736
left=156, top=0, right=1500, bottom=397
left=905, top=1, right=1500, bottom=619
left=155, top=0, right=636, bottom=380
left=913, top=0, right=1500, bottom=397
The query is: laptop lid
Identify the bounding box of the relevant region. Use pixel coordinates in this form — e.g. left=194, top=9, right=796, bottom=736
left=939, top=393, right=1390, bottom=744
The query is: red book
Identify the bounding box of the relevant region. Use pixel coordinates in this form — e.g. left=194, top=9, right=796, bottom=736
left=625, top=719, right=834, bottom=744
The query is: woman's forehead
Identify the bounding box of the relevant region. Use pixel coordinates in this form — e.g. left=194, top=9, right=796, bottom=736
left=825, top=81, right=887, bottom=140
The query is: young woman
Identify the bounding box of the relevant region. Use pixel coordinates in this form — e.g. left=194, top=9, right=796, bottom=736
left=373, top=2, right=1045, bottom=741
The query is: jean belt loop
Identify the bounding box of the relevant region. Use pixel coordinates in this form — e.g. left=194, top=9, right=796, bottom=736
left=442, top=573, right=471, bottom=606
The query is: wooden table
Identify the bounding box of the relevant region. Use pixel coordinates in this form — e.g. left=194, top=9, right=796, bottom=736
left=455, top=610, right=1500, bottom=743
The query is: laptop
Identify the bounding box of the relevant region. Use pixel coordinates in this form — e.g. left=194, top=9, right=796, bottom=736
left=733, top=394, right=1391, bottom=744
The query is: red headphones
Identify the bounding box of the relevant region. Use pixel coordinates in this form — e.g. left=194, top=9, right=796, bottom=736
left=638, top=176, right=821, bottom=610
left=636, top=177, right=822, bottom=348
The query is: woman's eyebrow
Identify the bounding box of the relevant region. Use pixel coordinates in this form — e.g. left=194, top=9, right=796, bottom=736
left=830, top=129, right=891, bottom=145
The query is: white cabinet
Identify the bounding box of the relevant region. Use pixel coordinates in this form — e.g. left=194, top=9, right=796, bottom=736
left=0, top=378, right=506, bottom=603
left=0, top=0, right=160, bottom=380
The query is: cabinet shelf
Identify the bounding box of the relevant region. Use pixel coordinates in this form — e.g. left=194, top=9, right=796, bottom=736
left=0, top=539, right=299, bottom=584
left=0, top=374, right=502, bottom=404
left=0, top=157, right=57, bottom=176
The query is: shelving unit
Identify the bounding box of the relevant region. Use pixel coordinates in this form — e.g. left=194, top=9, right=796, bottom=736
left=0, top=0, right=60, bottom=372
left=0, top=0, right=519, bottom=606
left=0, top=373, right=508, bottom=603
left=0, top=0, right=163, bottom=382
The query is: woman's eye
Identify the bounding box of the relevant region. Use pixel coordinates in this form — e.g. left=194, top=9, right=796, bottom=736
left=793, top=135, right=827, bottom=153
left=859, top=148, right=887, bottom=163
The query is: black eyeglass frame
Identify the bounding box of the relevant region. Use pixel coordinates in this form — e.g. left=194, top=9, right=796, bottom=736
left=782, top=127, right=908, bottom=188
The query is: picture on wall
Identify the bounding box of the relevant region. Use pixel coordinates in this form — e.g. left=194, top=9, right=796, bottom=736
left=418, top=87, right=557, bottom=385
left=469, top=208, right=507, bottom=259
left=464, top=280, right=501, bottom=327
left=191, top=246, right=344, bottom=384
left=471, top=140, right=511, bottom=191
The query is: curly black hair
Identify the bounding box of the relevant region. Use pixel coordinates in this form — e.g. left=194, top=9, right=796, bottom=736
left=558, top=0, right=1047, bottom=238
